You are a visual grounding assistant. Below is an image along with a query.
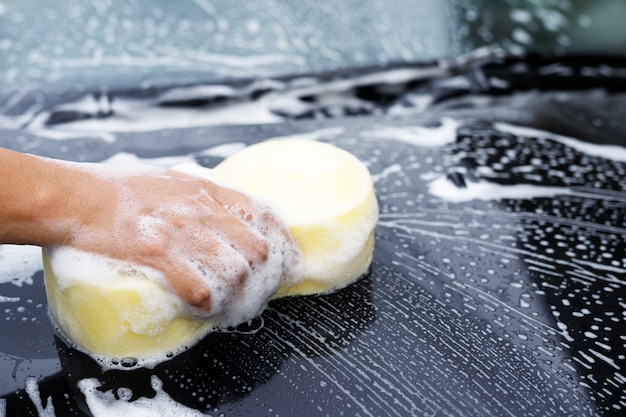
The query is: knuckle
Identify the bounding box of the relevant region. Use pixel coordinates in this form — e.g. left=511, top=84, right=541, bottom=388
left=234, top=263, right=248, bottom=287
left=246, top=236, right=269, bottom=267
left=255, top=238, right=269, bottom=263
left=188, top=286, right=212, bottom=309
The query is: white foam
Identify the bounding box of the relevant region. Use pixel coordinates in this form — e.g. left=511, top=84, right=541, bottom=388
left=361, top=117, right=459, bottom=147
left=264, top=126, right=345, bottom=142
left=187, top=197, right=301, bottom=325
left=46, top=163, right=302, bottom=366
left=27, top=123, right=118, bottom=143
left=287, top=67, right=445, bottom=98
left=101, top=152, right=195, bottom=167
left=78, top=376, right=205, bottom=417
left=98, top=143, right=246, bottom=172
left=427, top=175, right=572, bottom=203
left=495, top=122, right=626, bottom=162
left=46, top=247, right=167, bottom=291
left=196, top=142, right=246, bottom=158
left=25, top=377, right=56, bottom=417
left=27, top=93, right=283, bottom=134
left=0, top=244, right=41, bottom=287
left=157, top=84, right=235, bottom=103
left=18, top=66, right=446, bottom=137
left=371, top=163, right=403, bottom=183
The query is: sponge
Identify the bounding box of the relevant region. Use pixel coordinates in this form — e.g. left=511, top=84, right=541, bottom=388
left=43, top=139, right=378, bottom=366
left=211, top=139, right=378, bottom=297
left=43, top=251, right=212, bottom=366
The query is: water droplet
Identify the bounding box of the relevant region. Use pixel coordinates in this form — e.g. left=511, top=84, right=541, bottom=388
left=116, top=387, right=133, bottom=401
left=120, top=357, right=138, bottom=368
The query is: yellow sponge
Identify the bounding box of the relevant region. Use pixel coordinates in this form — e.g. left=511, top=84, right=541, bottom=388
left=43, top=139, right=378, bottom=365
left=211, top=139, right=378, bottom=297
left=43, top=253, right=212, bottom=364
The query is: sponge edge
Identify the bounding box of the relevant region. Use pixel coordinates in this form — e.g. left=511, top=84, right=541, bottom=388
left=43, top=138, right=378, bottom=366
left=211, top=139, right=378, bottom=297
left=43, top=249, right=214, bottom=366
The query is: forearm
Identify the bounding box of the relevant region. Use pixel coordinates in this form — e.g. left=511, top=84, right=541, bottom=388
left=0, top=148, right=103, bottom=247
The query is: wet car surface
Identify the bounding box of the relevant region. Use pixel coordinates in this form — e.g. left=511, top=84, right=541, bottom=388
left=0, top=52, right=625, bottom=416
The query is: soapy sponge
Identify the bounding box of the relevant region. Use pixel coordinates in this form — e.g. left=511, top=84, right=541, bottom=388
left=211, top=139, right=378, bottom=297
left=43, top=139, right=378, bottom=365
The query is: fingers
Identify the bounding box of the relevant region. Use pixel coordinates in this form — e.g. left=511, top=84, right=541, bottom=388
left=198, top=184, right=272, bottom=267
left=196, top=200, right=269, bottom=269
left=165, top=209, right=257, bottom=315
left=168, top=269, right=213, bottom=312
left=209, top=184, right=291, bottom=241
left=208, top=182, right=302, bottom=277
left=135, top=171, right=297, bottom=316
left=164, top=242, right=251, bottom=316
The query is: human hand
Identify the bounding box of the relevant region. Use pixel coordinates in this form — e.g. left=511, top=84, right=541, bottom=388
left=52, top=163, right=302, bottom=316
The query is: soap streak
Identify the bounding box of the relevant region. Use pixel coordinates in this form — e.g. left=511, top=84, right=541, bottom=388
left=495, top=123, right=626, bottom=163
left=263, top=323, right=378, bottom=417
left=380, top=213, right=626, bottom=287
left=361, top=118, right=459, bottom=147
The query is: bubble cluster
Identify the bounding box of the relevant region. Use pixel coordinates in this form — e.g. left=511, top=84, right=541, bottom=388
left=369, top=119, right=626, bottom=415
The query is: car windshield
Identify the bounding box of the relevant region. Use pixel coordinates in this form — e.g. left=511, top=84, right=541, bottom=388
left=1, top=0, right=625, bottom=95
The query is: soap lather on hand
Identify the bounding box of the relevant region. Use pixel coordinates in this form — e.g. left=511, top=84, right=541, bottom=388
left=59, top=165, right=302, bottom=317
left=0, top=147, right=300, bottom=316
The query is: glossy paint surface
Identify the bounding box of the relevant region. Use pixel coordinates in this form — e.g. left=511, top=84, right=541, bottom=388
left=1, top=56, right=625, bottom=416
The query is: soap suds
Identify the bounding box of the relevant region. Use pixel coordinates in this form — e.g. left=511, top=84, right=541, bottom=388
left=101, top=152, right=195, bottom=168
left=196, top=142, right=246, bottom=158
left=47, top=247, right=167, bottom=291
left=45, top=162, right=303, bottom=367
left=495, top=122, right=626, bottom=162
left=25, top=377, right=55, bottom=417
left=0, top=244, right=41, bottom=287
left=427, top=175, right=572, bottom=203
left=78, top=376, right=205, bottom=417
left=27, top=94, right=284, bottom=134
left=427, top=174, right=619, bottom=203
left=361, top=118, right=459, bottom=147
left=263, top=126, right=345, bottom=142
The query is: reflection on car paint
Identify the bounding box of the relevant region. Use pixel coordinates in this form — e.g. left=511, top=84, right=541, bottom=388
left=1, top=53, right=626, bottom=415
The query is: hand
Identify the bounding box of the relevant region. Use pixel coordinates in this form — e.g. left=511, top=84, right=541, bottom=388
left=63, top=165, right=301, bottom=315
left=0, top=148, right=300, bottom=316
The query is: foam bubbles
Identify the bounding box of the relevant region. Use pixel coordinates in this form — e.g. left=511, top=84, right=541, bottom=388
left=45, top=164, right=303, bottom=367
left=427, top=174, right=572, bottom=203
left=46, top=247, right=166, bottom=291
left=362, top=117, right=459, bottom=148
left=202, top=201, right=303, bottom=327
left=78, top=376, right=206, bottom=417
left=0, top=245, right=42, bottom=287
left=25, top=377, right=55, bottom=417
